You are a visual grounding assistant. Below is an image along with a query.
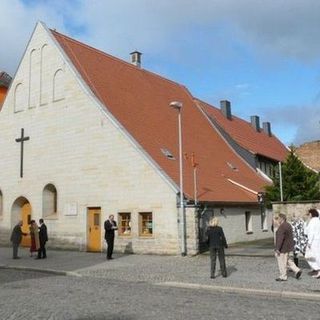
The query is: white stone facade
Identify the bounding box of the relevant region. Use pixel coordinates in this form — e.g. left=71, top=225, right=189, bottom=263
left=0, top=23, right=185, bottom=254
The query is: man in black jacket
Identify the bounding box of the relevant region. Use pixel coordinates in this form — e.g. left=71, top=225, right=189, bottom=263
left=104, top=215, right=117, bottom=260
left=37, top=219, right=48, bottom=259
left=10, top=220, right=27, bottom=259
left=207, top=217, right=228, bottom=278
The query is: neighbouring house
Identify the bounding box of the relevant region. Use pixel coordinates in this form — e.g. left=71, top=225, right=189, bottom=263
left=0, top=71, right=12, bottom=109
left=195, top=99, right=289, bottom=180
left=295, top=140, right=320, bottom=173
left=0, top=22, right=278, bottom=255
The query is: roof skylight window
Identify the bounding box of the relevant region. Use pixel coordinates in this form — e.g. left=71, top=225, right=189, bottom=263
left=161, top=148, right=175, bottom=160
left=227, top=162, right=238, bottom=171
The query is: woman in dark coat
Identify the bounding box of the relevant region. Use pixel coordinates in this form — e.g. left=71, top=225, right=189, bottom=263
left=207, top=217, right=228, bottom=278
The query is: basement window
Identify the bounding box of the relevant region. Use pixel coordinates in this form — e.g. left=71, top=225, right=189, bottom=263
left=161, top=148, right=175, bottom=160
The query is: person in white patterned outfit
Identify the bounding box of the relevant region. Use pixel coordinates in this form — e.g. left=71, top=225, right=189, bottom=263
left=291, top=215, right=308, bottom=267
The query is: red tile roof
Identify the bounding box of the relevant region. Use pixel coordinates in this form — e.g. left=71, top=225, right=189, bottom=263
left=195, top=99, right=288, bottom=162
left=296, top=141, right=320, bottom=172
left=52, top=30, right=271, bottom=203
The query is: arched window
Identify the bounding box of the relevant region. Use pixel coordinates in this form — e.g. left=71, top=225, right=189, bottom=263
left=0, top=189, right=3, bottom=216
left=43, top=184, right=57, bottom=217
left=53, top=69, right=64, bottom=101
left=14, top=83, right=24, bottom=112
left=29, top=49, right=37, bottom=108
left=40, top=44, right=49, bottom=105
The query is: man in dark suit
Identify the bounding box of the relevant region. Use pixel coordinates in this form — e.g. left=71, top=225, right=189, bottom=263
left=104, top=215, right=117, bottom=260
left=10, top=220, right=27, bottom=259
left=275, top=213, right=302, bottom=281
left=37, top=218, right=48, bottom=259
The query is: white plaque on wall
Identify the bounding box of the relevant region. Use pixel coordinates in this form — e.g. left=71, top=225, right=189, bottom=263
left=64, top=202, right=78, bottom=216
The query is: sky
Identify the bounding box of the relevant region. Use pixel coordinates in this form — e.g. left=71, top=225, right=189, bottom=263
left=0, top=0, right=319, bottom=146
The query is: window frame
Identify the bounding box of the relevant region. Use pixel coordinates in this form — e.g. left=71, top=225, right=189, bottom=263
left=118, top=212, right=132, bottom=237
left=139, top=212, right=153, bottom=237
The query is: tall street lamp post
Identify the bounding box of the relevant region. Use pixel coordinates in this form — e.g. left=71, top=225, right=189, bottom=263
left=170, top=101, right=186, bottom=256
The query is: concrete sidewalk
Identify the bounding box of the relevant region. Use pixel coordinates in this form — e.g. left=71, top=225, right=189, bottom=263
left=1, top=245, right=320, bottom=301
left=226, top=237, right=275, bottom=257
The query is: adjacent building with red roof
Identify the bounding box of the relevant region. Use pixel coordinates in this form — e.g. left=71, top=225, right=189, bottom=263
left=0, top=71, right=12, bottom=109
left=196, top=99, right=289, bottom=180
left=0, top=22, right=281, bottom=254
left=296, top=140, right=320, bottom=173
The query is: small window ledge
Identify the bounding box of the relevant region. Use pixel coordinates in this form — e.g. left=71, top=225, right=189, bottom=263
left=246, top=231, right=253, bottom=235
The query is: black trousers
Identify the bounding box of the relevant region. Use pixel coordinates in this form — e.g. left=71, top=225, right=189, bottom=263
left=12, top=242, right=19, bottom=258
left=38, top=241, right=47, bottom=258
left=106, top=237, right=114, bottom=259
left=210, top=247, right=227, bottom=277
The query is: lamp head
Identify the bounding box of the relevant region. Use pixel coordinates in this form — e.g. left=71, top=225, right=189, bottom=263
left=169, top=101, right=183, bottom=110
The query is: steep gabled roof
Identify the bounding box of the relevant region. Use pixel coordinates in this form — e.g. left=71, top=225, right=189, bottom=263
left=195, top=99, right=288, bottom=162
left=51, top=29, right=270, bottom=203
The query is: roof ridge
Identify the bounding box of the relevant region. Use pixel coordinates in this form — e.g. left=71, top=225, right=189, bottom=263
left=50, top=29, right=185, bottom=89
left=196, top=97, right=276, bottom=136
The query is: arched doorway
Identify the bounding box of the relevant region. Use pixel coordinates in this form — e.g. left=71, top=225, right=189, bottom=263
left=11, top=197, right=32, bottom=247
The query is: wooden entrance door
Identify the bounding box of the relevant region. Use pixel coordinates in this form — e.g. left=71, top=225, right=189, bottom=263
left=21, top=202, right=31, bottom=247
left=87, top=208, right=101, bottom=252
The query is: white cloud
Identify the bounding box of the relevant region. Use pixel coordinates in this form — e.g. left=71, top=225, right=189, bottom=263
left=3, top=0, right=320, bottom=74
left=1, top=0, right=319, bottom=144
left=261, top=104, right=320, bottom=145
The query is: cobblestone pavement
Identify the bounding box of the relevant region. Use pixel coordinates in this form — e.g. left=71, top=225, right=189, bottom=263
left=1, top=247, right=320, bottom=295
left=1, top=269, right=320, bottom=320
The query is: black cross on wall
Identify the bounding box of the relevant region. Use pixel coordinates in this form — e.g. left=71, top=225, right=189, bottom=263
left=15, top=128, right=30, bottom=178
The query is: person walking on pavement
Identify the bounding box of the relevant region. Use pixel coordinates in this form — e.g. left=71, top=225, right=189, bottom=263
left=207, top=217, right=228, bottom=278
left=304, top=209, right=320, bottom=278
left=10, top=220, right=27, bottom=259
left=291, top=215, right=308, bottom=267
left=104, top=214, right=118, bottom=260
left=275, top=213, right=302, bottom=281
left=37, top=218, right=48, bottom=259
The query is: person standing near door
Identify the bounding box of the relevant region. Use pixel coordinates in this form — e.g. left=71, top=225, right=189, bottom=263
left=10, top=220, right=27, bottom=259
left=29, top=220, right=40, bottom=257
left=37, top=218, right=48, bottom=259
left=104, top=215, right=118, bottom=260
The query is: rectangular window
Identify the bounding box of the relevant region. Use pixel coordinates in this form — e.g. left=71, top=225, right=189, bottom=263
left=118, top=212, right=131, bottom=236
left=94, top=213, right=100, bottom=226
left=245, top=211, right=253, bottom=233
left=139, top=212, right=153, bottom=237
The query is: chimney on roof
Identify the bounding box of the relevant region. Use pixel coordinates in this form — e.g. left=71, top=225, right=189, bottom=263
left=220, top=100, right=232, bottom=120
left=130, top=51, right=142, bottom=68
left=250, top=115, right=260, bottom=132
left=262, top=122, right=272, bottom=137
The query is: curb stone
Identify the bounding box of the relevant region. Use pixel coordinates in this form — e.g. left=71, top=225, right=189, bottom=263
left=0, top=265, right=82, bottom=277
left=155, top=281, right=320, bottom=302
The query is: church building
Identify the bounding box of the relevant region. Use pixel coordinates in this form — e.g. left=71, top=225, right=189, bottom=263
left=0, top=22, right=277, bottom=255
